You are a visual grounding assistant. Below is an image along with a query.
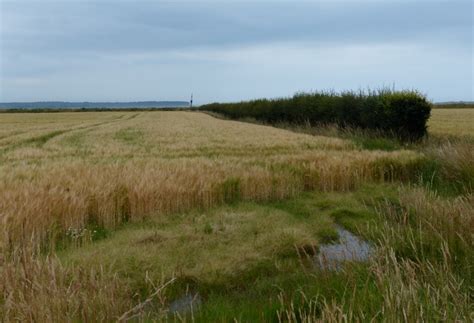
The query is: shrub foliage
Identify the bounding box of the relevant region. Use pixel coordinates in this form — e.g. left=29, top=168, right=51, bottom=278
left=200, top=90, right=432, bottom=140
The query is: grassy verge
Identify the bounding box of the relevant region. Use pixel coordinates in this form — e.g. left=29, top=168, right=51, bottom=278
left=55, top=185, right=387, bottom=321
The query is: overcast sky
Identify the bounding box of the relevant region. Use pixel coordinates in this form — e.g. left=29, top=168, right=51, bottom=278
left=0, top=0, right=472, bottom=104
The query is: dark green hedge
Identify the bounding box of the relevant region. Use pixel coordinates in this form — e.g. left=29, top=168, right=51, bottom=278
left=200, top=90, right=432, bottom=141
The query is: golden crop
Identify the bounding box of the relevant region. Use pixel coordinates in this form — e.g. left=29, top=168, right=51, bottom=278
left=429, top=108, right=474, bottom=137
left=0, top=111, right=423, bottom=251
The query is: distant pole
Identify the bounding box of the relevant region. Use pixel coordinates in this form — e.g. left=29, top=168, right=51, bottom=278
left=190, top=93, right=193, bottom=108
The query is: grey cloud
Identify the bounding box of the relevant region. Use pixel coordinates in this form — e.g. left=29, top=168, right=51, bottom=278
left=2, top=1, right=471, bottom=54
left=0, top=0, right=472, bottom=102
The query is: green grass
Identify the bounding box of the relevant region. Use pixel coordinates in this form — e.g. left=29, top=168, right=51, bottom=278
left=31, top=180, right=472, bottom=321
left=114, top=127, right=144, bottom=144
left=58, top=185, right=394, bottom=320
left=353, top=136, right=402, bottom=151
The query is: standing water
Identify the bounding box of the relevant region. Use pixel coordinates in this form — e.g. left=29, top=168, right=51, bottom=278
left=315, top=226, right=373, bottom=271
left=169, top=293, right=202, bottom=315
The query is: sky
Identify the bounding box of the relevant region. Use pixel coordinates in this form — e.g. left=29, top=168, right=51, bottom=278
left=0, top=0, right=472, bottom=104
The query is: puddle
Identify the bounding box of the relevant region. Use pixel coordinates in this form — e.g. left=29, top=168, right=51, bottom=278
left=315, top=226, right=372, bottom=271
left=169, top=293, right=202, bottom=315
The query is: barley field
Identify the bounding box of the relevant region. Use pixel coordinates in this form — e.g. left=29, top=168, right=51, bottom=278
left=0, top=111, right=423, bottom=251
left=1, top=110, right=472, bottom=321
left=429, top=108, right=474, bottom=137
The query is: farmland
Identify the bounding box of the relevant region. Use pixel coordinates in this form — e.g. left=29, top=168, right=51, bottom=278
left=1, top=109, right=473, bottom=321
left=429, top=108, right=474, bottom=137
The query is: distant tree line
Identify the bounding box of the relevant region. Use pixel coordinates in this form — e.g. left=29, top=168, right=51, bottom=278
left=0, top=107, right=190, bottom=113
left=433, top=102, right=474, bottom=109
left=199, top=89, right=432, bottom=141
left=0, top=101, right=189, bottom=109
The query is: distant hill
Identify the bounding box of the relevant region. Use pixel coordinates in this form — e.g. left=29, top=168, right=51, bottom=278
left=433, top=101, right=474, bottom=109
left=0, top=101, right=190, bottom=110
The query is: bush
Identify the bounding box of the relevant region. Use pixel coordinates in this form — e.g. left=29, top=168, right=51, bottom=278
left=200, top=89, right=431, bottom=141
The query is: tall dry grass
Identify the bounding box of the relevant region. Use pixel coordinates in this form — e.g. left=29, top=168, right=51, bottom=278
left=1, top=259, right=129, bottom=322
left=277, top=187, right=473, bottom=322
left=423, top=138, right=474, bottom=193
left=0, top=248, right=174, bottom=322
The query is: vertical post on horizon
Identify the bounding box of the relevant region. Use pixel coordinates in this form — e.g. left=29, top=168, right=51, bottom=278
left=190, top=93, right=193, bottom=108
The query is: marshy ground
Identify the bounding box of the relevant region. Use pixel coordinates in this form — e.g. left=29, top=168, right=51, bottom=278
left=0, top=109, right=472, bottom=321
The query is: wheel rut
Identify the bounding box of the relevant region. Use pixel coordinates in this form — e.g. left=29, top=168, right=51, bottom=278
left=0, top=113, right=140, bottom=156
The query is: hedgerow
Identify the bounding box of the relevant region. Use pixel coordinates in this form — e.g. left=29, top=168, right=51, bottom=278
left=200, top=90, right=432, bottom=141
